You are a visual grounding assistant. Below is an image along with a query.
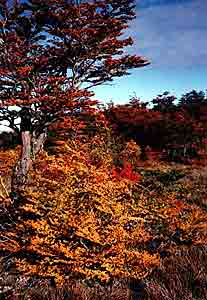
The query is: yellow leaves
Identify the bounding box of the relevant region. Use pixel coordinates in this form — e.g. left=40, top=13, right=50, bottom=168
left=0, top=146, right=20, bottom=176
left=48, top=216, right=60, bottom=226
left=0, top=239, right=21, bottom=252
left=141, top=251, right=160, bottom=268
left=73, top=212, right=104, bottom=244
left=76, top=227, right=101, bottom=244
left=20, top=204, right=38, bottom=214
left=7, top=140, right=159, bottom=284
left=15, top=259, right=36, bottom=274
left=54, top=275, right=64, bottom=287
left=95, top=271, right=110, bottom=282
left=127, top=228, right=152, bottom=245
left=120, top=139, right=142, bottom=163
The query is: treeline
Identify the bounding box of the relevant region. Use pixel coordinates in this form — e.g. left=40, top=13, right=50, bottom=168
left=1, top=89, right=207, bottom=164
left=104, top=89, right=207, bottom=164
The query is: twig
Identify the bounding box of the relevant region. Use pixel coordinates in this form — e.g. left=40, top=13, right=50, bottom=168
left=0, top=176, right=9, bottom=198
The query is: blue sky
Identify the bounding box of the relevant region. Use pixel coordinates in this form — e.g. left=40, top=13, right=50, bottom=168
left=94, top=0, right=207, bottom=104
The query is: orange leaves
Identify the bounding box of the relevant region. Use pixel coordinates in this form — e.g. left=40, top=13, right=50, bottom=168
left=1, top=137, right=161, bottom=285
left=0, top=146, right=20, bottom=176
left=16, top=66, right=33, bottom=76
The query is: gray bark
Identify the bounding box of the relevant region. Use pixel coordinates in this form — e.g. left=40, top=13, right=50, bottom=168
left=12, top=131, right=32, bottom=188
left=32, top=130, right=47, bottom=159
left=11, top=130, right=47, bottom=195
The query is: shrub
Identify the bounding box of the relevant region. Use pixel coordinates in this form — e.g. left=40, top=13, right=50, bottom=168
left=1, top=137, right=207, bottom=288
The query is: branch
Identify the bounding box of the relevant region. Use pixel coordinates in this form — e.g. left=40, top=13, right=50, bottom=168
left=0, top=176, right=9, bottom=198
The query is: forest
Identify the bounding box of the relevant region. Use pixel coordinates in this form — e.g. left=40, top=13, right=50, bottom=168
left=0, top=1, right=206, bottom=299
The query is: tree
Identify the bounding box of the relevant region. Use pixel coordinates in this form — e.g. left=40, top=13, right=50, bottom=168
left=0, top=0, right=149, bottom=195
left=179, top=90, right=206, bottom=106
left=105, top=99, right=162, bottom=156
left=178, top=90, right=207, bottom=120
left=105, top=91, right=207, bottom=163
left=152, top=91, right=177, bottom=114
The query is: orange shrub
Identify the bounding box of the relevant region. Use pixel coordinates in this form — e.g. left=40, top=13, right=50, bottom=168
left=1, top=137, right=207, bottom=287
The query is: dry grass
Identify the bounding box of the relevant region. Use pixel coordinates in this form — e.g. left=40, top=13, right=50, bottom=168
left=178, top=166, right=207, bottom=210
left=143, top=246, right=207, bottom=300
left=0, top=275, right=132, bottom=300
left=1, top=246, right=206, bottom=300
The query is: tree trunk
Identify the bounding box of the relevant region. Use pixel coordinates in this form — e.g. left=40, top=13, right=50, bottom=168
left=12, top=131, right=32, bottom=189
left=32, top=130, right=47, bottom=159
left=11, top=130, right=47, bottom=204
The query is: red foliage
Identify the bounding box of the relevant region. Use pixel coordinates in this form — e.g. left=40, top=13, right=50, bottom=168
left=112, top=160, right=142, bottom=183
left=105, top=92, right=207, bottom=164
left=0, top=0, right=149, bottom=138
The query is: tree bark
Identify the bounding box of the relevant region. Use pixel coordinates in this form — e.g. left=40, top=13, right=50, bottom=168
left=32, top=130, right=47, bottom=159
left=12, top=131, right=32, bottom=189
left=21, top=131, right=32, bottom=179
left=11, top=130, right=47, bottom=203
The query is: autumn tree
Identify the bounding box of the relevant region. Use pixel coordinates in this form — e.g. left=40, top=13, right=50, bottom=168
left=105, top=90, right=207, bottom=163
left=0, top=0, right=149, bottom=195
left=178, top=90, right=207, bottom=149
left=152, top=91, right=207, bottom=161
left=152, top=91, right=177, bottom=114
left=179, top=90, right=207, bottom=108
left=104, top=98, right=162, bottom=158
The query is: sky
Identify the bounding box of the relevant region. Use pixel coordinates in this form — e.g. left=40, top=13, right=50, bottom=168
left=94, top=0, right=207, bottom=105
